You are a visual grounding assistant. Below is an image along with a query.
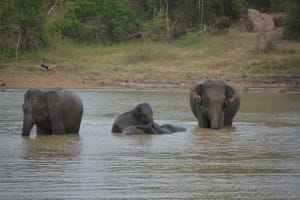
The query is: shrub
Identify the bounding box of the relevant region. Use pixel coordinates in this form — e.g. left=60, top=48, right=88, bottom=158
left=283, top=0, right=300, bottom=40
left=60, top=0, right=141, bottom=43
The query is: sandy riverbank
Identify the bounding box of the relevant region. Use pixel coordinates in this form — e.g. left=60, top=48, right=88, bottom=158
left=1, top=70, right=299, bottom=93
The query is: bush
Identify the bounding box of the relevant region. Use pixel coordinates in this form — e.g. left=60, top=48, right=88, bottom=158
left=0, top=42, right=14, bottom=61
left=142, top=10, right=167, bottom=41
left=0, top=0, right=51, bottom=55
left=60, top=0, right=141, bottom=43
left=283, top=1, right=300, bottom=40
left=176, top=32, right=202, bottom=47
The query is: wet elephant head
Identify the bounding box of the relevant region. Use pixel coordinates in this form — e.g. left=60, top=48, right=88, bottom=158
left=22, top=89, right=48, bottom=136
left=133, top=103, right=155, bottom=128
left=190, top=79, right=240, bottom=129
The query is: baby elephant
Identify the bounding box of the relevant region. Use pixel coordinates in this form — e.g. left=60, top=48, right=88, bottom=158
left=190, top=79, right=240, bottom=129
left=111, top=102, right=185, bottom=135
left=22, top=88, right=83, bottom=136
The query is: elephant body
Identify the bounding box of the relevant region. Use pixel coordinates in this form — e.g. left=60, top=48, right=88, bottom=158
left=111, top=103, right=158, bottom=134
left=112, top=102, right=185, bottom=134
left=160, top=124, right=186, bottom=133
left=190, top=79, right=240, bottom=129
left=121, top=123, right=186, bottom=135
left=22, top=88, right=83, bottom=136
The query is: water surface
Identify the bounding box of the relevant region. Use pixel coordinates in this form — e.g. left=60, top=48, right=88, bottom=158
left=0, top=90, right=299, bottom=199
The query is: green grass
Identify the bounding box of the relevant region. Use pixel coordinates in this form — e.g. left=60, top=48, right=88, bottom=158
left=1, top=29, right=299, bottom=84
left=242, top=61, right=300, bottom=75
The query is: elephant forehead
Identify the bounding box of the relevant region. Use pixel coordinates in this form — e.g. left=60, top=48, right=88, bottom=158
left=204, top=84, right=225, bottom=96
left=139, top=103, right=153, bottom=114
left=140, top=108, right=153, bottom=118
left=25, top=90, right=45, bottom=102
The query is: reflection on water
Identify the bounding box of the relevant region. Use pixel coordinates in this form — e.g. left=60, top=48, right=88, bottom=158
left=0, top=90, right=299, bottom=199
left=22, top=135, right=82, bottom=159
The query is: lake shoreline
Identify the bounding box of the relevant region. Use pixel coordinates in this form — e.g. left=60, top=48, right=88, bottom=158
left=1, top=74, right=300, bottom=93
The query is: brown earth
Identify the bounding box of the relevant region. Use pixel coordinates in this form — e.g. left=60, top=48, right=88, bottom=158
left=1, top=67, right=299, bottom=92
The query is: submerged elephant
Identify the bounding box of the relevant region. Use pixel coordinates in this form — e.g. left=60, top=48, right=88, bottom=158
left=190, top=79, right=240, bottom=129
left=111, top=102, right=185, bottom=134
left=22, top=88, right=83, bottom=136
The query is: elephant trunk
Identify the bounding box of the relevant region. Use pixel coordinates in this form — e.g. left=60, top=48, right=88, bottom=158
left=22, top=114, right=34, bottom=136
left=136, top=121, right=154, bottom=130
left=209, top=109, right=224, bottom=129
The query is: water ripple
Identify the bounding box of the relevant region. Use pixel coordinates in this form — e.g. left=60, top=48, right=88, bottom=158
left=0, top=91, right=299, bottom=199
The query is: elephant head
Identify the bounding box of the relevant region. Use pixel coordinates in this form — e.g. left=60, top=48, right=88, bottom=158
left=22, top=89, right=48, bottom=136
left=133, top=103, right=155, bottom=129
left=191, top=80, right=239, bottom=129
left=22, top=89, right=62, bottom=136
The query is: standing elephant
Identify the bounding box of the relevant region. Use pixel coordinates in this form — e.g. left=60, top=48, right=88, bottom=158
left=22, top=88, right=83, bottom=136
left=190, top=79, right=240, bottom=129
left=111, top=102, right=185, bottom=134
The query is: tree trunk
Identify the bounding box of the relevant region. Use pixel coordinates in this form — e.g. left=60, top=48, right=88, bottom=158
left=165, top=0, right=169, bottom=40
left=15, top=29, right=21, bottom=61
left=200, top=0, right=204, bottom=26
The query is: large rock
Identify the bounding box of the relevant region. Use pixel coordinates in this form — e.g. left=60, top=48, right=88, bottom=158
left=246, top=9, right=275, bottom=32
left=261, top=13, right=275, bottom=31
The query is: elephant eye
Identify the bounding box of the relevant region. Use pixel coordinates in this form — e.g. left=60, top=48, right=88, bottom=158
left=140, top=114, right=147, bottom=122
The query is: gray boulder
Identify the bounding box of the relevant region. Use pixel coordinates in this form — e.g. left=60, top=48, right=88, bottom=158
left=246, top=9, right=275, bottom=32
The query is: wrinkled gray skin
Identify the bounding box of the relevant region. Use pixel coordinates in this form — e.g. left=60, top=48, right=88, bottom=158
left=122, top=123, right=186, bottom=135
left=190, top=79, right=240, bottom=129
left=111, top=103, right=186, bottom=134
left=22, top=88, right=83, bottom=136
left=111, top=103, right=158, bottom=134
left=160, top=124, right=186, bottom=133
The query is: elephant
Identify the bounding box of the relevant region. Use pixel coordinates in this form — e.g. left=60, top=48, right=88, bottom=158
left=111, top=102, right=186, bottom=134
left=121, top=123, right=186, bottom=135
left=111, top=102, right=158, bottom=134
left=22, top=88, right=83, bottom=136
left=160, top=123, right=186, bottom=133
left=189, top=79, right=240, bottom=129
left=121, top=125, right=146, bottom=135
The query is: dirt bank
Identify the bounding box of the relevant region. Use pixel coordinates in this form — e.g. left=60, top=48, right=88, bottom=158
left=1, top=68, right=299, bottom=92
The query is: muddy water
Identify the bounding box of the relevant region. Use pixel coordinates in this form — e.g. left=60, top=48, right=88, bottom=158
left=0, top=90, right=299, bottom=199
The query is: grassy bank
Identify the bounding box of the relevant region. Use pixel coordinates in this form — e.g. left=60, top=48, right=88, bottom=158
left=0, top=29, right=299, bottom=90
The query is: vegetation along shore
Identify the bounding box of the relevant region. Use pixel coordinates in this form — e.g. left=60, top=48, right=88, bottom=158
left=0, top=1, right=299, bottom=92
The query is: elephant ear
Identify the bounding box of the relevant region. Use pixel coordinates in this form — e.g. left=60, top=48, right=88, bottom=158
left=25, top=89, right=47, bottom=111
left=225, top=85, right=237, bottom=103
left=133, top=104, right=142, bottom=120
left=134, top=104, right=146, bottom=118
left=46, top=91, right=65, bottom=134
left=193, top=84, right=203, bottom=104
left=46, top=91, right=60, bottom=107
